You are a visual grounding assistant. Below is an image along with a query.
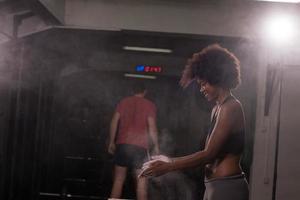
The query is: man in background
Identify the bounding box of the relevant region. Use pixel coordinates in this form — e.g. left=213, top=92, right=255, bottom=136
left=108, top=81, right=159, bottom=200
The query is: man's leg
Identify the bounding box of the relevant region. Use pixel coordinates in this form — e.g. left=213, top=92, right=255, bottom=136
left=135, top=169, right=147, bottom=200
left=203, top=189, right=208, bottom=200
left=110, top=165, right=127, bottom=198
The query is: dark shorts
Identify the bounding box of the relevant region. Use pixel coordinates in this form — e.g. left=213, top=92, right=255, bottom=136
left=203, top=173, right=249, bottom=200
left=114, top=144, right=148, bottom=169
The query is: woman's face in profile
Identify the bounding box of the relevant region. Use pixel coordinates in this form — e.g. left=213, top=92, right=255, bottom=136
left=197, top=78, right=219, bottom=102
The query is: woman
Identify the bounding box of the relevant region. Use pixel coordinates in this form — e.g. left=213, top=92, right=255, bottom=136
left=140, top=44, right=249, bottom=200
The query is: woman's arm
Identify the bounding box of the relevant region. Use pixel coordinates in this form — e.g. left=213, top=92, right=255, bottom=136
left=141, top=101, right=242, bottom=177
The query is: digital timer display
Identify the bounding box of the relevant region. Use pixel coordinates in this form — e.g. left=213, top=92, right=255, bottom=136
left=135, top=65, right=162, bottom=73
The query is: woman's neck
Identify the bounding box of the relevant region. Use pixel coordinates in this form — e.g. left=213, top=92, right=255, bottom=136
left=216, top=90, right=231, bottom=105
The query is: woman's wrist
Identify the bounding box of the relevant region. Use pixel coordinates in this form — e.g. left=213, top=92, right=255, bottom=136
left=168, top=158, right=176, bottom=171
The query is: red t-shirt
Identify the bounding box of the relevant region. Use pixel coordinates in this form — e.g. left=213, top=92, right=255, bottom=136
left=115, top=96, right=156, bottom=149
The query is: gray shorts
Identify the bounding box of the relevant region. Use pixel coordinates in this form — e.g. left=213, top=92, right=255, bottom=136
left=203, top=173, right=249, bottom=200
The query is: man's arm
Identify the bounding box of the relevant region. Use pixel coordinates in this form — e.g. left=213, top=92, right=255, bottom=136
left=108, top=112, right=120, bottom=154
left=148, top=116, right=159, bottom=154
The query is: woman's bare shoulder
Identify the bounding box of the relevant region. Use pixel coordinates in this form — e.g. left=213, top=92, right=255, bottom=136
left=221, top=98, right=243, bottom=117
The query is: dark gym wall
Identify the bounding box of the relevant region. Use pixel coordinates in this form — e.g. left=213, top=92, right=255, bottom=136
left=0, top=28, right=257, bottom=200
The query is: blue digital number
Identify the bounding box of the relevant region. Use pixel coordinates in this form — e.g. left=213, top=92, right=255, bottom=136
left=135, top=65, right=145, bottom=72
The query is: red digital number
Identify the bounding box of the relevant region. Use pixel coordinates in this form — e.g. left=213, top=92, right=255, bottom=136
left=144, top=66, right=150, bottom=72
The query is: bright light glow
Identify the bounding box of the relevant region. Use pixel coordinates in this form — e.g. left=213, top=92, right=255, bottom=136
left=257, top=0, right=300, bottom=3
left=123, top=46, right=172, bottom=53
left=263, top=14, right=296, bottom=45
left=124, top=73, right=157, bottom=79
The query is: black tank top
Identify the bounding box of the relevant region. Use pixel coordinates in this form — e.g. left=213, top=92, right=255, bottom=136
left=207, top=96, right=245, bottom=155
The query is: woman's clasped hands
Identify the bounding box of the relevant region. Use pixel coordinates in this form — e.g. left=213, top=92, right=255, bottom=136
left=138, top=155, right=173, bottom=178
